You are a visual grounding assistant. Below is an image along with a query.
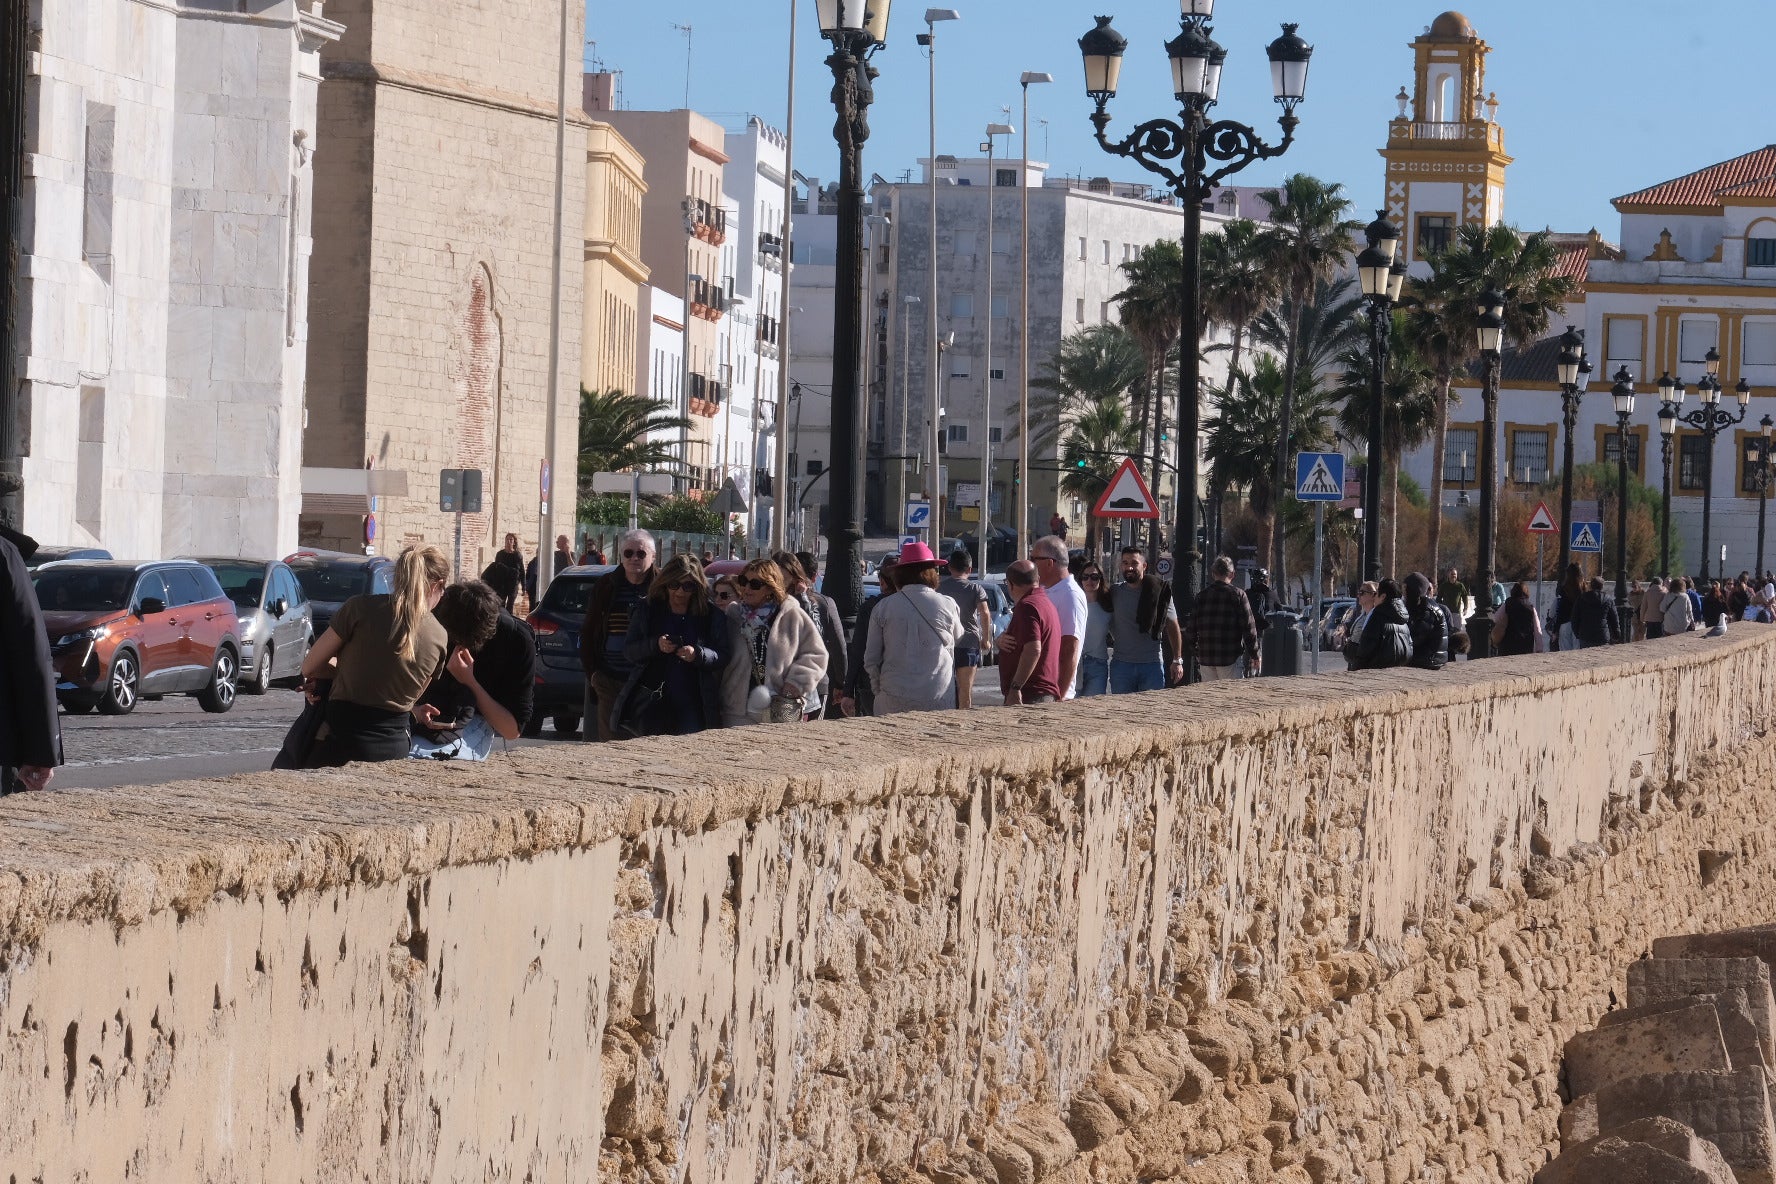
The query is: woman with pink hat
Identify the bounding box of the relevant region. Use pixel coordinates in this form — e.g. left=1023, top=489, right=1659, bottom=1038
left=863, top=541, right=964, bottom=715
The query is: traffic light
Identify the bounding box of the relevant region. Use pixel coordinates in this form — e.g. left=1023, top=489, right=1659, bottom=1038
left=1075, top=457, right=1088, bottom=469
left=1011, top=460, right=1021, bottom=487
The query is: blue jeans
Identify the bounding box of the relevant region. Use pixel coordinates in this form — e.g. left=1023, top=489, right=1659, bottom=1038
left=1109, top=659, right=1165, bottom=694
left=1079, top=653, right=1109, bottom=697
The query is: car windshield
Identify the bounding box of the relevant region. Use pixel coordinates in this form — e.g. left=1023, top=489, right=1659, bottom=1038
left=540, top=575, right=603, bottom=618
left=32, top=568, right=135, bottom=612
left=206, top=563, right=267, bottom=606
left=291, top=563, right=371, bottom=603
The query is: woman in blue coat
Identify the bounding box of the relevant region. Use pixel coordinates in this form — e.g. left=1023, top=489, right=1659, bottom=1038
left=611, top=554, right=730, bottom=736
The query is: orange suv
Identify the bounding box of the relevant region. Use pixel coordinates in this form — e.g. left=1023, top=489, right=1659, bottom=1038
left=33, top=560, right=242, bottom=715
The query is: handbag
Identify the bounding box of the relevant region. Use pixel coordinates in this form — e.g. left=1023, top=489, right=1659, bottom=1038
left=618, top=666, right=669, bottom=738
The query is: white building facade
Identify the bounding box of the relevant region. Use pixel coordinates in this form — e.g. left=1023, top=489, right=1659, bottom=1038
left=8, top=0, right=339, bottom=558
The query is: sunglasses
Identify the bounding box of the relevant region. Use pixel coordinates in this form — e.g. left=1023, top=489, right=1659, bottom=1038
left=1080, top=572, right=1102, bottom=583
left=741, top=578, right=771, bottom=591
left=623, top=549, right=649, bottom=559
left=673, top=580, right=700, bottom=593
left=714, top=588, right=736, bottom=599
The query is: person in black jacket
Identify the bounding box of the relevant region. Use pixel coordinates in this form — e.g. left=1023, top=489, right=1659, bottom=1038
left=610, top=554, right=728, bottom=736
left=1403, top=572, right=1449, bottom=670
left=840, top=565, right=895, bottom=717
left=0, top=525, right=62, bottom=794
left=414, top=580, right=537, bottom=759
left=1345, top=578, right=1413, bottom=670
left=1573, top=576, right=1620, bottom=647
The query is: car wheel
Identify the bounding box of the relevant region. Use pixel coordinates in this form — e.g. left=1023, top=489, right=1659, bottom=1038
left=197, top=646, right=238, bottom=714
left=60, top=696, right=97, bottom=715
left=552, top=712, right=581, bottom=739
left=246, top=646, right=272, bottom=695
left=98, top=651, right=140, bottom=715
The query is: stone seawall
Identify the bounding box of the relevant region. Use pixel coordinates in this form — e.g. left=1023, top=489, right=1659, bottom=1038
left=3, top=633, right=1776, bottom=1182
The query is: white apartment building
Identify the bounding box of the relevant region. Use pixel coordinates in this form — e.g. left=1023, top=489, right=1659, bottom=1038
left=6, top=0, right=340, bottom=557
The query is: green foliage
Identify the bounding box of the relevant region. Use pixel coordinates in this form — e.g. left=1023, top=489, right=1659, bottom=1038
left=1204, top=354, right=1335, bottom=522
left=1397, top=471, right=1429, bottom=509
left=577, top=387, right=692, bottom=491
left=642, top=495, right=725, bottom=537
left=578, top=493, right=632, bottom=527
left=1027, top=324, right=1146, bottom=452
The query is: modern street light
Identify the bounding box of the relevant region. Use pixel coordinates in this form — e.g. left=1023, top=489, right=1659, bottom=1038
left=980, top=121, right=1013, bottom=566
left=815, top=0, right=894, bottom=624
left=1554, top=326, right=1592, bottom=580
left=1754, top=414, right=1775, bottom=577
left=1018, top=69, right=1052, bottom=558
left=1078, top=6, right=1311, bottom=673
left=1671, top=344, right=1751, bottom=581
left=1657, top=399, right=1677, bottom=576
left=897, top=293, right=921, bottom=528
left=1469, top=286, right=1505, bottom=656
left=1610, top=367, right=1636, bottom=640
left=918, top=7, right=960, bottom=550
left=1355, top=210, right=1401, bottom=582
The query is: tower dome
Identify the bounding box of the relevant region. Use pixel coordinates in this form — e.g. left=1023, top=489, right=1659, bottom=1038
left=1428, top=12, right=1475, bottom=40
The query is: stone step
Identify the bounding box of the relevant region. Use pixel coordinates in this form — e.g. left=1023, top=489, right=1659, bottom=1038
left=1563, top=1001, right=1732, bottom=1098
left=1570, top=1067, right=1776, bottom=1184
left=1627, top=955, right=1776, bottom=1067
left=1536, top=1117, right=1737, bottom=1184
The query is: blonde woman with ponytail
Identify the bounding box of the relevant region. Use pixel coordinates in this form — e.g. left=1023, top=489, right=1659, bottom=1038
left=299, top=545, right=451, bottom=766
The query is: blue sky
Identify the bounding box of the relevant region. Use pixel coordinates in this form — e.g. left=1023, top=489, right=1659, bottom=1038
left=587, top=1, right=1776, bottom=238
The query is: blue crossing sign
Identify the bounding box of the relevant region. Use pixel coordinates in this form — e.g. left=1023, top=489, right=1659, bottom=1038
left=1570, top=520, right=1604, bottom=553
left=1294, top=451, right=1345, bottom=502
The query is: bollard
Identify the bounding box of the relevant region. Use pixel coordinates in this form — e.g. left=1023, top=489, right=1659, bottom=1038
left=1260, top=609, right=1306, bottom=677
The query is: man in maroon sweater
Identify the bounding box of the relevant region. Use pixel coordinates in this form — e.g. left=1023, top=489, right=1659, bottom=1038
left=998, top=560, right=1063, bottom=704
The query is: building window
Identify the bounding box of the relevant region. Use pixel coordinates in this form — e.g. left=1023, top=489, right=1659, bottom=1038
left=1101, top=240, right=1111, bottom=264
left=1509, top=428, right=1550, bottom=485
left=995, top=168, right=1016, bottom=187
left=991, top=231, right=1011, bottom=254
left=948, top=354, right=971, bottom=378
left=1415, top=214, right=1452, bottom=258
left=1077, top=236, right=1087, bottom=261
left=989, top=426, right=1004, bottom=444
left=1745, top=321, right=1776, bottom=367
left=947, top=424, right=969, bottom=444
left=1602, top=429, right=1642, bottom=476
left=83, top=103, right=116, bottom=276
left=989, top=368, right=1005, bottom=381
left=953, top=231, right=977, bottom=256
left=1679, top=435, right=1708, bottom=491
left=1100, top=301, right=1112, bottom=323
left=950, top=293, right=973, bottom=318
left=1679, top=319, right=1719, bottom=369
left=1443, top=428, right=1478, bottom=484
left=1075, top=298, right=1085, bottom=323
left=806, top=459, right=824, bottom=476
left=1750, top=238, right=1776, bottom=267
left=1604, top=317, right=1644, bottom=377
left=990, top=295, right=1008, bottom=318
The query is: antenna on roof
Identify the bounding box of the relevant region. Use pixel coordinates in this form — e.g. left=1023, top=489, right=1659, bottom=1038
left=670, top=23, right=693, bottom=110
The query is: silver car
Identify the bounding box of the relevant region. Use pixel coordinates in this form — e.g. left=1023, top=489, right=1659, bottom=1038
left=189, top=558, right=313, bottom=694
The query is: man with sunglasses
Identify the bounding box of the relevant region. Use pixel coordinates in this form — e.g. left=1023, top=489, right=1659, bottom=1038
left=580, top=529, right=656, bottom=741
left=1030, top=535, right=1086, bottom=699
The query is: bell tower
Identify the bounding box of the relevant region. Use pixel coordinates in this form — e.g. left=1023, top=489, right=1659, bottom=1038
left=1379, top=11, right=1512, bottom=271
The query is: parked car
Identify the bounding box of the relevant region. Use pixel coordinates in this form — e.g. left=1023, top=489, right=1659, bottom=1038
left=974, top=576, right=1011, bottom=666
left=189, top=558, right=312, bottom=694
left=23, top=545, right=112, bottom=569
left=284, top=551, right=395, bottom=637
left=523, top=563, right=616, bottom=738
left=1321, top=599, right=1363, bottom=653
left=34, top=560, right=241, bottom=715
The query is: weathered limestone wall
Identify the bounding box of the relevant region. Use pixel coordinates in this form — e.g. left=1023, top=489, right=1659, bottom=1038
left=4, top=633, right=1776, bottom=1182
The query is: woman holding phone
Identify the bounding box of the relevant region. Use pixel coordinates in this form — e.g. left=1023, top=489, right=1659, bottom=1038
left=611, top=554, right=729, bottom=737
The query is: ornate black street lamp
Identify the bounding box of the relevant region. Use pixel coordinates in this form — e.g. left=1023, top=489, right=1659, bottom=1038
left=1754, top=414, right=1775, bottom=576
left=1610, top=368, right=1635, bottom=640
left=1469, top=287, right=1505, bottom=656
left=814, top=0, right=893, bottom=623
left=1554, top=326, right=1591, bottom=580
left=1355, top=213, right=1403, bottom=581
left=1657, top=400, right=1677, bottom=576
left=1078, top=5, right=1311, bottom=670
left=1670, top=346, right=1751, bottom=581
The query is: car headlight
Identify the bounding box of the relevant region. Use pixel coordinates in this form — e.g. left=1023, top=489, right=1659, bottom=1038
left=237, top=615, right=258, bottom=638
left=55, top=625, right=109, bottom=647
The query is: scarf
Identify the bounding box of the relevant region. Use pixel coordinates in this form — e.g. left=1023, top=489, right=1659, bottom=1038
left=738, top=601, right=779, bottom=688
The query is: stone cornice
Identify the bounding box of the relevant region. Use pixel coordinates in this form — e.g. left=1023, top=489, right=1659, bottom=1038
left=321, top=60, right=596, bottom=128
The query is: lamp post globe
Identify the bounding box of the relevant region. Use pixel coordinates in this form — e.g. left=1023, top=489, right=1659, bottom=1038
left=1078, top=16, right=1127, bottom=103
left=1265, top=23, right=1312, bottom=109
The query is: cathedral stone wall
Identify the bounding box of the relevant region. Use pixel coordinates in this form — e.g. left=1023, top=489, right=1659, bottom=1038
left=3, top=633, right=1776, bottom=1182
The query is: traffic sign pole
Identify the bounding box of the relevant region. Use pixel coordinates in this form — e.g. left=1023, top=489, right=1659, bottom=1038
left=1311, top=502, right=1323, bottom=675
left=1536, top=535, right=1544, bottom=639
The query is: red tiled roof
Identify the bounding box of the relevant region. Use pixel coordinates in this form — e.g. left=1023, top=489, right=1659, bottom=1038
left=1718, top=177, right=1776, bottom=200
left=1614, top=146, right=1776, bottom=212
left=1551, top=242, right=1589, bottom=287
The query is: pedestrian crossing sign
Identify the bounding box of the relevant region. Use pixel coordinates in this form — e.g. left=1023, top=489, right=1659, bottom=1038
left=1526, top=502, right=1558, bottom=534
left=1093, top=458, right=1161, bottom=519
left=1570, top=520, right=1604, bottom=553
left=1294, top=451, right=1345, bottom=502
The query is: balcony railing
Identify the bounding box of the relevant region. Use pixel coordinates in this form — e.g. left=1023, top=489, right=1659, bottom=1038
left=688, top=199, right=728, bottom=245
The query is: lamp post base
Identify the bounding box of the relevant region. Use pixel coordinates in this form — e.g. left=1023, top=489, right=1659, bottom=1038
left=1466, top=607, right=1492, bottom=660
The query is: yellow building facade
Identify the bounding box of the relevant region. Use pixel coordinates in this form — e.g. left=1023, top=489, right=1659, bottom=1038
left=582, top=120, right=649, bottom=398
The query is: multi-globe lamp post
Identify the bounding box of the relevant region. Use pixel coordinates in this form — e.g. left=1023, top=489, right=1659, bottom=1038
left=1553, top=326, right=1591, bottom=580
left=1468, top=287, right=1505, bottom=656
left=1609, top=368, right=1635, bottom=640
left=1664, top=346, right=1750, bottom=582
left=1355, top=212, right=1406, bottom=581
left=1657, top=401, right=1677, bottom=577
left=1752, top=414, right=1776, bottom=576
left=813, top=0, right=892, bottom=624
left=1077, top=0, right=1312, bottom=658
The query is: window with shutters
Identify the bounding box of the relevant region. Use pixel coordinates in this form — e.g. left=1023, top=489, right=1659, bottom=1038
left=1680, top=434, right=1708, bottom=491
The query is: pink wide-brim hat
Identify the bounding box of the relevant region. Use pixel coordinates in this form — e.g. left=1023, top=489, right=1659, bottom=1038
left=893, top=541, right=942, bottom=569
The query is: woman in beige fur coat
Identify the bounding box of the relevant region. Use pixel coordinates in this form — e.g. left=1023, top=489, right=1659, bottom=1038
left=721, top=558, right=828, bottom=726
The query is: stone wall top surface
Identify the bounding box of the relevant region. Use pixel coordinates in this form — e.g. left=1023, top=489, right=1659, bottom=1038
left=1, top=629, right=1767, bottom=948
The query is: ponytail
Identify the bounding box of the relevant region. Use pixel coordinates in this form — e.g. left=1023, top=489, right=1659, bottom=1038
left=391, top=545, right=450, bottom=660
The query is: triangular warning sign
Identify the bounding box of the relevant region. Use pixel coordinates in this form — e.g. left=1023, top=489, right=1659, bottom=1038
left=1526, top=501, right=1558, bottom=534
left=1093, top=458, right=1160, bottom=519
left=1299, top=456, right=1341, bottom=497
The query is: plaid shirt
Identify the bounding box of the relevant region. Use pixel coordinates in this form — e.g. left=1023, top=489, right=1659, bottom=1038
left=1186, top=580, right=1260, bottom=667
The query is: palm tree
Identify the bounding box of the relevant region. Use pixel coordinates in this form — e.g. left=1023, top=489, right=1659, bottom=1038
left=1060, top=397, right=1141, bottom=559
left=1026, top=324, right=1146, bottom=454
left=1423, top=223, right=1578, bottom=595
left=1204, top=353, right=1337, bottom=571
left=1399, top=265, right=1471, bottom=582
left=1335, top=310, right=1439, bottom=575
left=1200, top=218, right=1282, bottom=376
left=1115, top=239, right=1186, bottom=538
left=1251, top=276, right=1366, bottom=386
left=1257, top=175, right=1360, bottom=590
left=576, top=387, right=693, bottom=496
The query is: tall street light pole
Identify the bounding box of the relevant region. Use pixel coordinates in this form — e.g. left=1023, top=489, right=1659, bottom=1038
left=919, top=7, right=960, bottom=549
left=898, top=293, right=920, bottom=528
left=1658, top=401, right=1677, bottom=576
left=1018, top=70, right=1052, bottom=558
left=1355, top=211, right=1402, bottom=582
left=980, top=122, right=1012, bottom=565
left=770, top=0, right=800, bottom=551
left=815, top=0, right=893, bottom=625
left=1754, top=415, right=1774, bottom=576
left=1610, top=369, right=1635, bottom=641
left=1469, top=287, right=1505, bottom=657
left=1078, top=4, right=1312, bottom=668
left=1554, top=326, right=1591, bottom=581
left=1672, top=346, right=1750, bottom=581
